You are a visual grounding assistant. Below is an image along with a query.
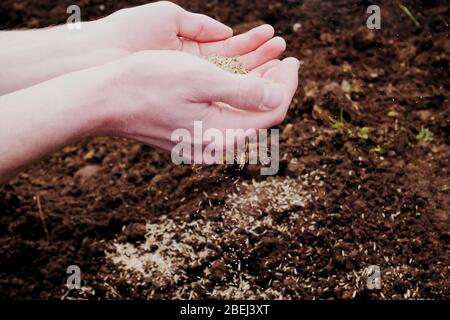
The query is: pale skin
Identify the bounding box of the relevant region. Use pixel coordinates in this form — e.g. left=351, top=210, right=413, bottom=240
left=0, top=1, right=299, bottom=183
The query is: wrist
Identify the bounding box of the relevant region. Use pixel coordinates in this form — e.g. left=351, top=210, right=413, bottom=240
left=71, top=68, right=116, bottom=140
left=0, top=67, right=114, bottom=180
left=64, top=20, right=130, bottom=70
left=75, top=61, right=128, bottom=139
left=0, top=21, right=129, bottom=95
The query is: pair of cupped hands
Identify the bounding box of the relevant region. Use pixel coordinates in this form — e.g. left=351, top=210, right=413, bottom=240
left=73, top=1, right=299, bottom=150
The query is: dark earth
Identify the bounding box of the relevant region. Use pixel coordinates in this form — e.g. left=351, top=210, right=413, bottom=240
left=0, top=0, right=449, bottom=299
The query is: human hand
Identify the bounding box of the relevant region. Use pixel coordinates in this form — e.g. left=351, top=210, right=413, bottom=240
left=100, top=1, right=286, bottom=71
left=0, top=1, right=284, bottom=95
left=0, top=1, right=295, bottom=181
left=0, top=43, right=297, bottom=182
left=95, top=50, right=299, bottom=154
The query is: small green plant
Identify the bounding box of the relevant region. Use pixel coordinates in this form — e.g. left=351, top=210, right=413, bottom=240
left=416, top=127, right=434, bottom=143
left=358, top=126, right=374, bottom=140
left=329, top=108, right=345, bottom=129
left=399, top=3, right=421, bottom=28
left=372, top=145, right=386, bottom=155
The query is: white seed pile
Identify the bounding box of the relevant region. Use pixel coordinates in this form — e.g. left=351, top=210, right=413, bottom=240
left=104, top=170, right=326, bottom=299
left=107, top=220, right=214, bottom=288
left=204, top=55, right=247, bottom=74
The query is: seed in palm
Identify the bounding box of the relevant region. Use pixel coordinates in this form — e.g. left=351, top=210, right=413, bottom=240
left=204, top=55, right=247, bottom=74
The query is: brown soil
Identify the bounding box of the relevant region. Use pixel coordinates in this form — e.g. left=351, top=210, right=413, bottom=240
left=0, top=0, right=449, bottom=299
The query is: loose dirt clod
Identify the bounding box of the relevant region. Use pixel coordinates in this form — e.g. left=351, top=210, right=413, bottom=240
left=204, top=55, right=247, bottom=74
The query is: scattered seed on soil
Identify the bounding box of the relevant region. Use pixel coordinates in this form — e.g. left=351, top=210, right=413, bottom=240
left=105, top=171, right=326, bottom=299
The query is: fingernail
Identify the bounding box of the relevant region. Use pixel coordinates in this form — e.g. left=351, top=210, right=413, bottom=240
left=262, top=83, right=284, bottom=109
left=293, top=58, right=301, bottom=69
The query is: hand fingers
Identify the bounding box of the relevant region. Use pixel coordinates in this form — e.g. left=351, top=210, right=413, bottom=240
left=199, top=70, right=285, bottom=112
left=206, top=57, right=300, bottom=130
left=178, top=10, right=233, bottom=42
left=200, top=24, right=274, bottom=56
left=250, top=57, right=301, bottom=128
left=249, top=59, right=282, bottom=77
left=238, top=37, right=286, bottom=70
left=165, top=58, right=299, bottom=164
left=264, top=57, right=300, bottom=101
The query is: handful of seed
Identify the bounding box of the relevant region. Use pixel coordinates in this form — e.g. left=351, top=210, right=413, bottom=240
left=204, top=55, right=247, bottom=74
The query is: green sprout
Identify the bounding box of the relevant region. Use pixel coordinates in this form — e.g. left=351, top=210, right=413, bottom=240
left=416, top=127, right=434, bottom=143
left=399, top=3, right=421, bottom=28
left=329, top=108, right=345, bottom=129
left=358, top=126, right=374, bottom=140
left=372, top=145, right=386, bottom=155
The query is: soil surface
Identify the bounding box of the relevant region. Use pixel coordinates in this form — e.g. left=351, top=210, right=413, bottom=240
left=0, top=0, right=449, bottom=299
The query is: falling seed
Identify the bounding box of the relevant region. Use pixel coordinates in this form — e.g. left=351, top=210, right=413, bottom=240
left=292, top=22, right=302, bottom=32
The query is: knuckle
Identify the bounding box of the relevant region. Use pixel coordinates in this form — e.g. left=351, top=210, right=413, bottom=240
left=156, top=1, right=180, bottom=13
left=157, top=1, right=175, bottom=8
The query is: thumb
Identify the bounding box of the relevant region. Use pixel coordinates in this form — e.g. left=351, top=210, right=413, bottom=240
left=178, top=10, right=233, bottom=42
left=201, top=72, right=286, bottom=112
